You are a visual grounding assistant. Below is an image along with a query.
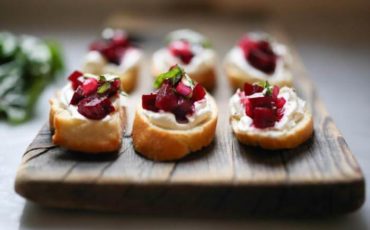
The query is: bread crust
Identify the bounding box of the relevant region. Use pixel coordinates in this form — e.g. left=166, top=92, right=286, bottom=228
left=49, top=96, right=126, bottom=154
left=132, top=97, right=218, bottom=161
left=152, top=66, right=216, bottom=91
left=225, top=64, right=293, bottom=90
left=231, top=111, right=313, bottom=150
left=119, top=66, right=139, bottom=93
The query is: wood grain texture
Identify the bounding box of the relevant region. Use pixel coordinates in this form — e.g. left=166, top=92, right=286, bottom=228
left=14, top=20, right=365, bottom=216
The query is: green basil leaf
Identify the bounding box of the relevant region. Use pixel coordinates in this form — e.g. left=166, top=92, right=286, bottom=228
left=153, top=65, right=183, bottom=89
left=97, top=82, right=111, bottom=94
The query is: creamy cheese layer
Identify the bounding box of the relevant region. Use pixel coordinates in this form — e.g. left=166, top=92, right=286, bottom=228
left=152, top=47, right=216, bottom=75
left=224, top=32, right=292, bottom=83
left=229, top=87, right=306, bottom=135
left=82, top=48, right=142, bottom=75
left=142, top=95, right=213, bottom=130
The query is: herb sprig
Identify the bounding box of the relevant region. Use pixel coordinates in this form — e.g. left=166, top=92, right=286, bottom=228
left=153, top=65, right=184, bottom=88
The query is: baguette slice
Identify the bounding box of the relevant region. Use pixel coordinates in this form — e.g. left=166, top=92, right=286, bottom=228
left=132, top=96, right=218, bottom=161
left=49, top=93, right=126, bottom=154
left=225, top=63, right=293, bottom=90
left=231, top=110, right=313, bottom=150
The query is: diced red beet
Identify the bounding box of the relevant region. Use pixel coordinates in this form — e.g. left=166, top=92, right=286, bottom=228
left=253, top=84, right=264, bottom=93
left=191, top=84, right=206, bottom=102
left=173, top=97, right=194, bottom=123
left=142, top=94, right=158, bottom=112
left=70, top=87, right=84, bottom=105
left=81, top=78, right=99, bottom=96
left=243, top=83, right=264, bottom=96
left=275, top=97, right=286, bottom=109
left=72, top=77, right=84, bottom=91
left=238, top=36, right=258, bottom=56
left=168, top=40, right=194, bottom=64
left=248, top=48, right=277, bottom=74
left=68, top=70, right=83, bottom=82
left=175, top=81, right=192, bottom=97
left=253, top=107, right=276, bottom=128
left=258, top=41, right=275, bottom=55
left=108, top=78, right=121, bottom=96
left=77, top=96, right=115, bottom=120
left=68, top=71, right=84, bottom=90
left=243, top=98, right=253, bottom=118
left=243, top=83, right=254, bottom=96
left=89, top=30, right=129, bottom=65
left=238, top=36, right=278, bottom=74
left=155, top=83, right=178, bottom=112
left=272, top=85, right=280, bottom=98
left=249, top=96, right=275, bottom=108
left=100, top=43, right=121, bottom=65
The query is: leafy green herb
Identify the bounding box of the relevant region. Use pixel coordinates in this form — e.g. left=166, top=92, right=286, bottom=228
left=99, top=75, right=106, bottom=82
left=153, top=65, right=184, bottom=88
left=202, top=40, right=212, bottom=49
left=0, top=32, right=64, bottom=124
left=261, top=81, right=272, bottom=96
left=97, top=82, right=111, bottom=94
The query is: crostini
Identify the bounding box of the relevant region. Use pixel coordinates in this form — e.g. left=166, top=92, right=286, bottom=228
left=224, top=32, right=293, bottom=89
left=133, top=65, right=218, bottom=161
left=49, top=71, right=126, bottom=153
left=82, top=28, right=142, bottom=93
left=152, top=29, right=217, bottom=91
left=229, top=81, right=313, bottom=149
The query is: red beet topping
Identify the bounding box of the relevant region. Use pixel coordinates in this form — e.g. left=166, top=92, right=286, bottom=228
left=81, top=78, right=99, bottom=96
left=142, top=94, right=158, bottom=112
left=89, top=30, right=130, bottom=65
left=191, top=83, right=206, bottom=101
left=77, top=96, right=115, bottom=120
left=168, top=40, right=194, bottom=64
left=68, top=70, right=84, bottom=90
left=142, top=80, right=206, bottom=123
left=238, top=36, right=277, bottom=74
left=67, top=71, right=121, bottom=120
left=241, top=83, right=285, bottom=129
left=175, top=81, right=192, bottom=98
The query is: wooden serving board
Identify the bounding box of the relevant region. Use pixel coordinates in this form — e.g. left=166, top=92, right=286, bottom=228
left=14, top=22, right=365, bottom=216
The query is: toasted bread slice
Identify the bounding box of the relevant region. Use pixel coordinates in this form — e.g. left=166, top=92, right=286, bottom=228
left=231, top=110, right=313, bottom=150
left=49, top=93, right=126, bottom=154
left=152, top=66, right=216, bottom=91
left=225, top=63, right=293, bottom=90
left=132, top=96, right=218, bottom=161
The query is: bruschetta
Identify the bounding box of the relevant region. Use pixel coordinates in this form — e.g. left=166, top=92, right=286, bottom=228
left=229, top=81, right=313, bottom=149
left=133, top=65, right=218, bottom=161
left=82, top=28, right=142, bottom=93
left=49, top=71, right=126, bottom=153
left=224, top=32, right=293, bottom=89
left=152, top=29, right=217, bottom=91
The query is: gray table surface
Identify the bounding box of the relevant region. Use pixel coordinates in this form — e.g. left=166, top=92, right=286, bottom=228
left=0, top=7, right=369, bottom=230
